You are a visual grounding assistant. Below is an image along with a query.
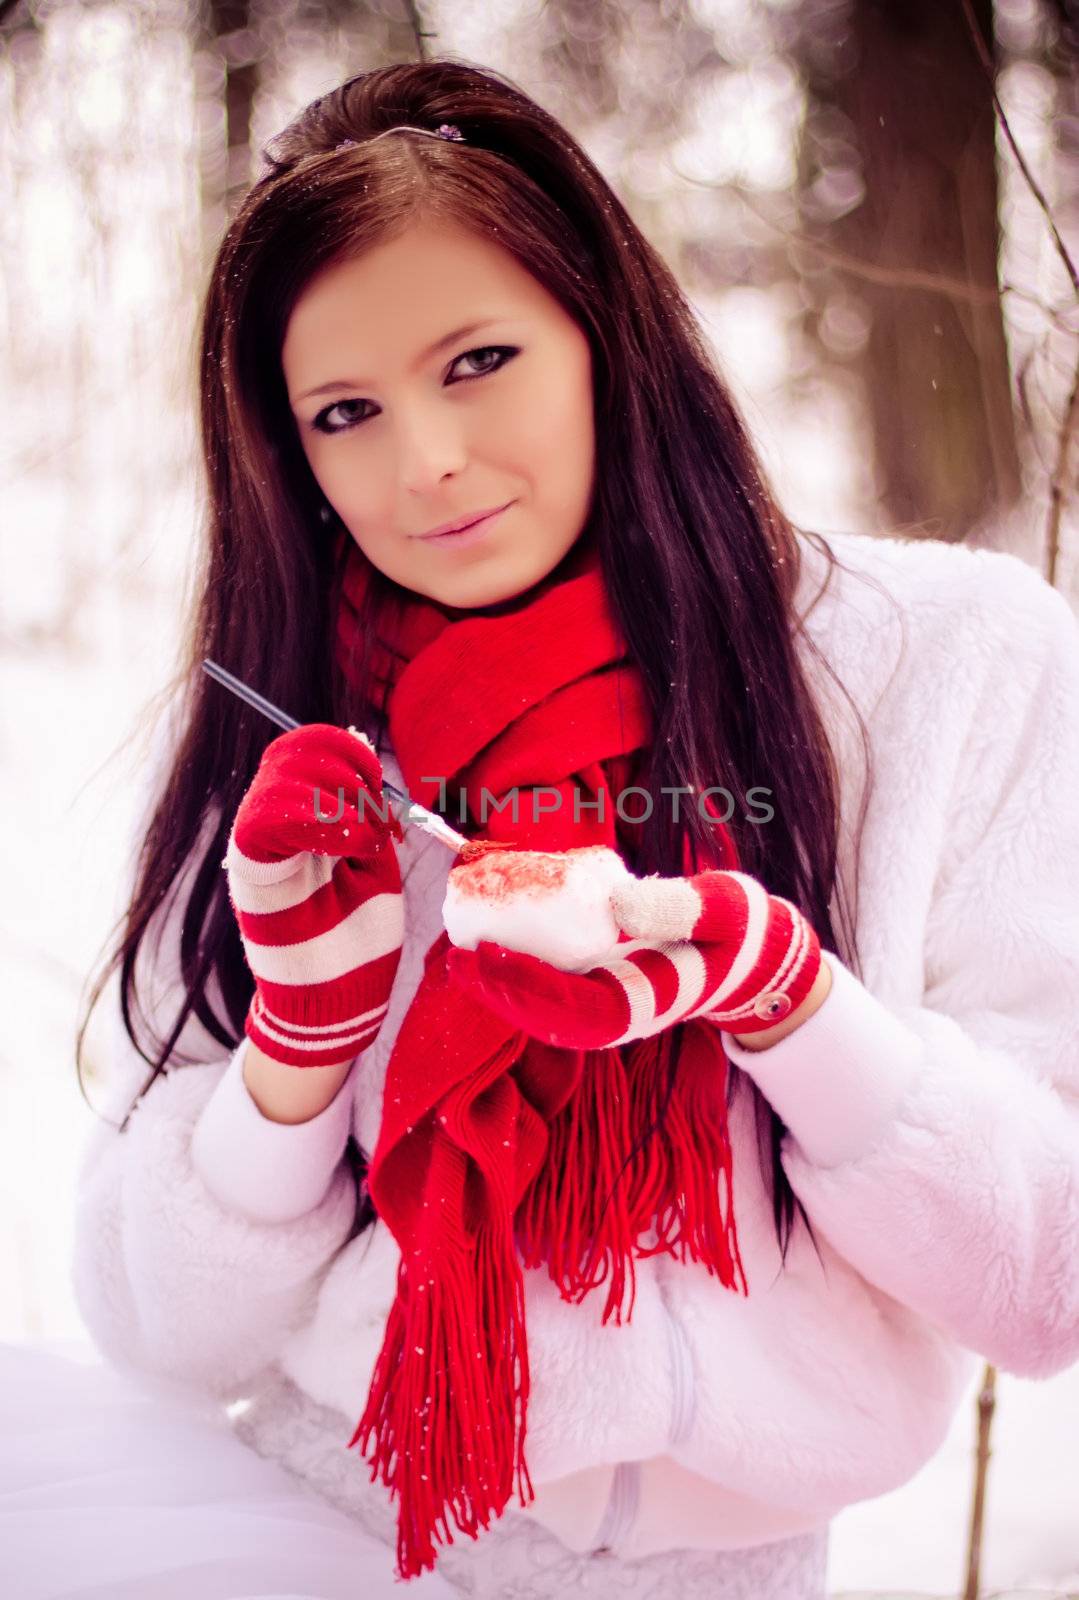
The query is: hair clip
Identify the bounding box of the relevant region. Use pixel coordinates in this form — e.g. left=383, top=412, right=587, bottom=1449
left=337, top=123, right=468, bottom=153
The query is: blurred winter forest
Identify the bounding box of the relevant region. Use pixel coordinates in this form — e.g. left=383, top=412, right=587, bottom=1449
left=0, top=1, right=1076, bottom=1595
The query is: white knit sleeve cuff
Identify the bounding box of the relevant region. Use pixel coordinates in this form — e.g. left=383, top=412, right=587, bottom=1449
left=190, top=1037, right=358, bottom=1224
left=719, top=952, right=923, bottom=1170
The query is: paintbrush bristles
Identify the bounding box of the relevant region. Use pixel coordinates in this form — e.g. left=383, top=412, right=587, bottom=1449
left=455, top=837, right=525, bottom=864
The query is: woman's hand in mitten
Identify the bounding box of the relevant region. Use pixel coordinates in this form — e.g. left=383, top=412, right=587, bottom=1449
left=225, top=723, right=405, bottom=1069
left=445, top=868, right=822, bottom=1050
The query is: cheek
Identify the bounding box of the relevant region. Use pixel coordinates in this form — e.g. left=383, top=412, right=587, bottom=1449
left=297, top=434, right=335, bottom=495
left=545, top=338, right=594, bottom=460
left=304, top=438, right=386, bottom=521
left=501, top=358, right=593, bottom=481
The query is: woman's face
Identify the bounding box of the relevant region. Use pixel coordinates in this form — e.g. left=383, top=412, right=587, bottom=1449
left=282, top=216, right=596, bottom=610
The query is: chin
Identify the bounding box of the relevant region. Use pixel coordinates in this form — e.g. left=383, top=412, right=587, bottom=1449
left=421, top=564, right=553, bottom=615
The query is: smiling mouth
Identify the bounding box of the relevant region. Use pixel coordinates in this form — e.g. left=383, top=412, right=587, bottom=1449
left=417, top=503, right=514, bottom=545
left=416, top=501, right=514, bottom=540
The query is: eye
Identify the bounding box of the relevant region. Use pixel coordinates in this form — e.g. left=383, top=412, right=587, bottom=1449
left=449, top=344, right=517, bottom=381
left=308, top=344, right=520, bottom=436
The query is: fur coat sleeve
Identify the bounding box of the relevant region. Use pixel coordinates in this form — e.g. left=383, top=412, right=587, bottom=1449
left=723, top=553, right=1079, bottom=1380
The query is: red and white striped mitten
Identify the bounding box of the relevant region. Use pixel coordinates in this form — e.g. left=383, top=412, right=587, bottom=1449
left=445, top=867, right=821, bottom=1048
left=225, top=723, right=405, bottom=1068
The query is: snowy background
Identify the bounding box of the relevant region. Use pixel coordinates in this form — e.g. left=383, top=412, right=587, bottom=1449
left=1, top=3, right=1076, bottom=1595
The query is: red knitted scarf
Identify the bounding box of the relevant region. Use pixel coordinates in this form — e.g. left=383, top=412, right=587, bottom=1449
left=333, top=533, right=749, bottom=1580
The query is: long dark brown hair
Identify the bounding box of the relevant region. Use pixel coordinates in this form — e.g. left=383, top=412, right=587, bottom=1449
left=77, top=58, right=881, bottom=1268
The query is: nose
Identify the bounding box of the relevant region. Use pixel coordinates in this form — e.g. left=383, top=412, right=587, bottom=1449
left=396, top=401, right=469, bottom=497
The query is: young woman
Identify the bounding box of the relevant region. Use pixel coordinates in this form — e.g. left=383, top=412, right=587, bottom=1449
left=6, top=56, right=1078, bottom=1600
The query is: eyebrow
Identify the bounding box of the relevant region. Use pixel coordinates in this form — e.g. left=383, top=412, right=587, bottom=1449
left=292, top=319, right=508, bottom=404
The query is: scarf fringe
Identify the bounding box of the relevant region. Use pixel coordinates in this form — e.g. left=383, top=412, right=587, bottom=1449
left=622, top=1031, right=677, bottom=1230
left=349, top=1209, right=534, bottom=1581
left=633, top=1029, right=749, bottom=1295
left=515, top=1047, right=641, bottom=1325
left=514, top=1028, right=748, bottom=1325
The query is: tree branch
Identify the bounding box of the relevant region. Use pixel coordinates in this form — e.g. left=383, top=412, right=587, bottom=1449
left=958, top=0, right=1078, bottom=585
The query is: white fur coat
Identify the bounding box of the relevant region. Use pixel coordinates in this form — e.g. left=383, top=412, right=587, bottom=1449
left=71, top=530, right=1079, bottom=1560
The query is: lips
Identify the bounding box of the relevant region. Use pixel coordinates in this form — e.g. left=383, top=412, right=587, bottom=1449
left=417, top=501, right=513, bottom=539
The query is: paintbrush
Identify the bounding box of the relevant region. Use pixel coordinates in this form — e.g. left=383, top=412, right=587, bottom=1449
left=201, top=657, right=511, bottom=862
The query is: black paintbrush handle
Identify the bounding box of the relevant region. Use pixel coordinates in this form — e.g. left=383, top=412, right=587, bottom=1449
left=200, top=657, right=469, bottom=853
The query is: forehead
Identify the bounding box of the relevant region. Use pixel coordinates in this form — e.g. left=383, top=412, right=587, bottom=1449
left=281, top=218, right=554, bottom=388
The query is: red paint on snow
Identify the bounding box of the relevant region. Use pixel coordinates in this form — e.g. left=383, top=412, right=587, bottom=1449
left=450, top=845, right=611, bottom=902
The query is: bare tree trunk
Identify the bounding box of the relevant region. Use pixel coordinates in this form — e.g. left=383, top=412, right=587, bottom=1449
left=1034, top=0, right=1079, bottom=585
left=803, top=0, right=1022, bottom=541
left=195, top=0, right=261, bottom=259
